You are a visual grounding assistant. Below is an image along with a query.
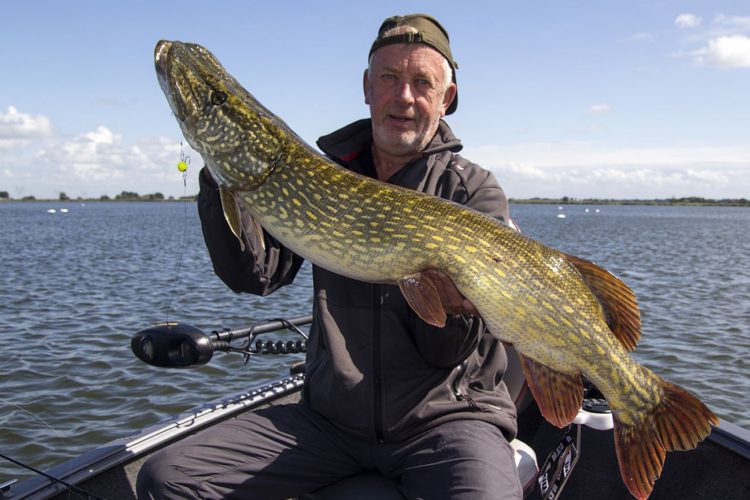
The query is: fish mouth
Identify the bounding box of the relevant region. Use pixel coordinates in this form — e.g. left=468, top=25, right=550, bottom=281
left=154, top=40, right=190, bottom=122
left=154, top=40, right=172, bottom=95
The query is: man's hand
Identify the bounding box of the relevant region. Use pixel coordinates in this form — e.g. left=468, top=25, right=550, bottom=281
left=421, top=269, right=479, bottom=317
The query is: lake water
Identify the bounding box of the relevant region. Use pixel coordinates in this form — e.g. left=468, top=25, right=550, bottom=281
left=1, top=201, right=748, bottom=481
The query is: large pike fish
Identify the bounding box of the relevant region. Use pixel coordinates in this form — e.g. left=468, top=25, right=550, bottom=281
left=154, top=40, right=718, bottom=499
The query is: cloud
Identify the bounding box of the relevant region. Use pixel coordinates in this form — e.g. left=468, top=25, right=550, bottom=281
left=1, top=119, right=199, bottom=198
left=714, top=14, right=750, bottom=31
left=587, top=104, right=611, bottom=114
left=466, top=142, right=750, bottom=199
left=36, top=126, right=126, bottom=181
left=693, top=34, right=750, bottom=68
left=35, top=127, right=197, bottom=185
left=0, top=106, right=52, bottom=138
left=678, top=13, right=750, bottom=68
left=0, top=106, right=53, bottom=150
left=675, top=14, right=702, bottom=29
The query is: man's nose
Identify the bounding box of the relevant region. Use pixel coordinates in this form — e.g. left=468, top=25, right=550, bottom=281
left=395, top=82, right=415, bottom=104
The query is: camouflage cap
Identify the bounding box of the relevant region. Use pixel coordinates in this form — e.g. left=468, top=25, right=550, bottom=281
left=369, top=13, right=459, bottom=114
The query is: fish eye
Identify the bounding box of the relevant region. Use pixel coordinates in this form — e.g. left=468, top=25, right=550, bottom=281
left=211, top=90, right=227, bottom=105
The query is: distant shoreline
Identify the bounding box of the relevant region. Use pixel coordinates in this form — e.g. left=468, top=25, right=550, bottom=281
left=0, top=191, right=196, bottom=203
left=1, top=195, right=748, bottom=207
left=509, top=197, right=750, bottom=207
left=0, top=197, right=197, bottom=203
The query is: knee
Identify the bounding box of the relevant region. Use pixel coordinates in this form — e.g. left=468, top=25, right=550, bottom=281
left=136, top=451, right=182, bottom=500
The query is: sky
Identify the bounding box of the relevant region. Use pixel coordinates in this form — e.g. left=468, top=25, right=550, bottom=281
left=1, top=1, right=749, bottom=200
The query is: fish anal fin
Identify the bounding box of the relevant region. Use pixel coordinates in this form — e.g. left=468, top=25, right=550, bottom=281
left=219, top=187, right=246, bottom=252
left=518, top=354, right=583, bottom=428
left=564, top=252, right=641, bottom=351
left=398, top=272, right=447, bottom=328
left=613, top=379, right=719, bottom=499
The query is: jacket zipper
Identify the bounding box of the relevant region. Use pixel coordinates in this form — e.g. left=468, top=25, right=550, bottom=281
left=452, top=359, right=481, bottom=410
left=373, top=284, right=385, bottom=442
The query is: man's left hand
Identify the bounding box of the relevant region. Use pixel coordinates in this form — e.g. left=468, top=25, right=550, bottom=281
left=421, top=269, right=479, bottom=317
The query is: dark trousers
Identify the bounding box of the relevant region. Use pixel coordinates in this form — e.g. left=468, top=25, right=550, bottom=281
left=137, top=403, right=522, bottom=500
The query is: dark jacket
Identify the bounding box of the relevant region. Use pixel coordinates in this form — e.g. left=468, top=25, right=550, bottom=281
left=197, top=119, right=518, bottom=443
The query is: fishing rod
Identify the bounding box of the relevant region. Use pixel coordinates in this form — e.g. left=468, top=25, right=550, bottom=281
left=131, top=315, right=313, bottom=368
left=0, top=452, right=103, bottom=500
left=1, top=317, right=313, bottom=499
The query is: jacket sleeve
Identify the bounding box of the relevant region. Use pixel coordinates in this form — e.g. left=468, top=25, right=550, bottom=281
left=197, top=167, right=305, bottom=296
left=411, top=161, right=509, bottom=368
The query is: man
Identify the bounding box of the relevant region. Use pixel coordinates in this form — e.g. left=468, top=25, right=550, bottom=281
left=138, top=13, right=521, bottom=500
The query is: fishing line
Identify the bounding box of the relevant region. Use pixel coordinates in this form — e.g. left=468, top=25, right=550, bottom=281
left=165, top=142, right=191, bottom=322
left=0, top=398, right=102, bottom=499
left=0, top=452, right=102, bottom=500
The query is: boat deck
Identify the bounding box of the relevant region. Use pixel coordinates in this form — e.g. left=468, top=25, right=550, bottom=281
left=33, top=392, right=750, bottom=500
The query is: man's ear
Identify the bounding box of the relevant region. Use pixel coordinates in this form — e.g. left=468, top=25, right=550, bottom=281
left=441, top=83, right=457, bottom=116
left=363, top=68, right=371, bottom=105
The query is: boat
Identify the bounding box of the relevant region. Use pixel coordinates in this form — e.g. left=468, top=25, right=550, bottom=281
left=4, top=315, right=749, bottom=499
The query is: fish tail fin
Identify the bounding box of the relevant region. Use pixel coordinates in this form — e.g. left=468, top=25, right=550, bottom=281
left=614, top=379, right=719, bottom=499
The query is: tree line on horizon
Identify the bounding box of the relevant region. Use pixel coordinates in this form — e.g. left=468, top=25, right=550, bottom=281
left=0, top=190, right=196, bottom=202
left=1, top=190, right=747, bottom=206
left=509, top=195, right=750, bottom=207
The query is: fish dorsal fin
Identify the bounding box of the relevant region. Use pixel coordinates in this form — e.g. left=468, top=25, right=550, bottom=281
left=518, top=354, right=583, bottom=428
left=398, top=271, right=447, bottom=328
left=563, top=253, right=641, bottom=351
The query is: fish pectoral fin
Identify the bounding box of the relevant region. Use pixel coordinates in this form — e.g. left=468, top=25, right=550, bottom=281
left=518, top=354, right=583, bottom=428
left=398, top=272, right=447, bottom=328
left=563, top=252, right=641, bottom=351
left=249, top=217, right=266, bottom=253
left=219, top=187, right=248, bottom=252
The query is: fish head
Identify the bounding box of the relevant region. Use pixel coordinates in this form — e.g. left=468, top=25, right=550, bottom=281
left=154, top=40, right=285, bottom=190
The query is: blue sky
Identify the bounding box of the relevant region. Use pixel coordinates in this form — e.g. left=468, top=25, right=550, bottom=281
left=2, top=1, right=749, bottom=200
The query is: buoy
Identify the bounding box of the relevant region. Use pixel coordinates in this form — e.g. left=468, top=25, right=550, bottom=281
left=557, top=213, right=566, bottom=219
left=47, top=209, right=56, bottom=214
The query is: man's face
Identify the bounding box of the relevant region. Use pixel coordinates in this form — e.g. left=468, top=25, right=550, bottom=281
left=364, top=44, right=456, bottom=159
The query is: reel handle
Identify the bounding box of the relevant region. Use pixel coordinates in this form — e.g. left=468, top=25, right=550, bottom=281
left=131, top=323, right=215, bottom=368
left=131, top=315, right=313, bottom=368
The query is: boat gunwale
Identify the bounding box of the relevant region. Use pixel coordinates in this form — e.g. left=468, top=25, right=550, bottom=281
left=8, top=373, right=305, bottom=499
left=708, top=420, right=750, bottom=460
left=7, top=374, right=750, bottom=499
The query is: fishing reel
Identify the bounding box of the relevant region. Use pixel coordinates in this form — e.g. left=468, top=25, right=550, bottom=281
left=131, top=315, right=311, bottom=368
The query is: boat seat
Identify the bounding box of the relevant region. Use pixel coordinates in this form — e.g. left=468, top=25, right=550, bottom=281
left=573, top=400, right=615, bottom=431
left=302, top=437, right=538, bottom=499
